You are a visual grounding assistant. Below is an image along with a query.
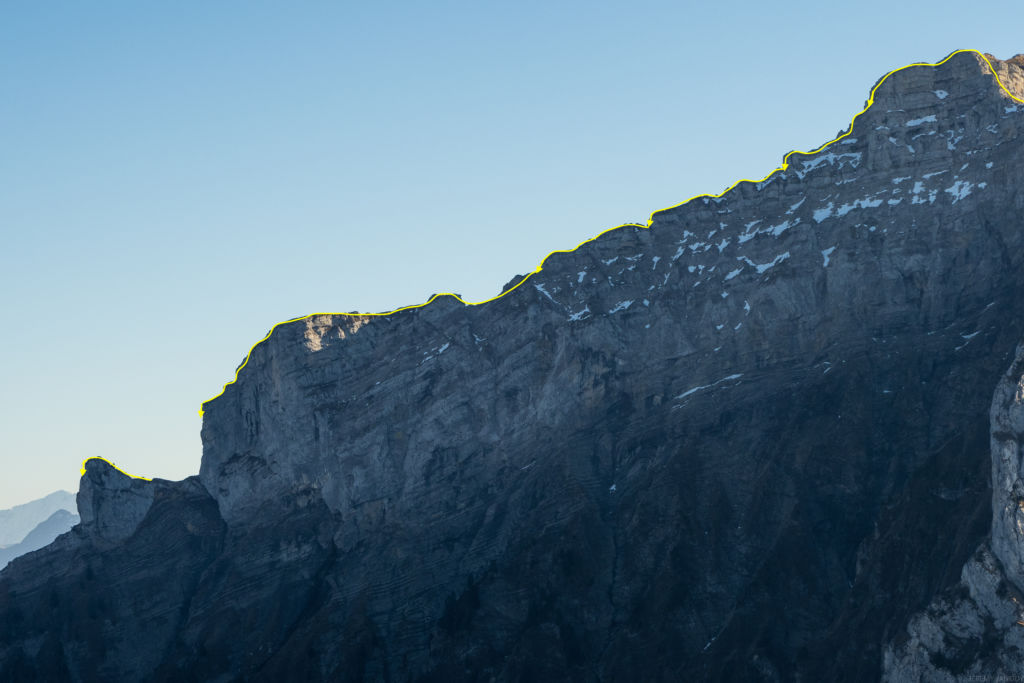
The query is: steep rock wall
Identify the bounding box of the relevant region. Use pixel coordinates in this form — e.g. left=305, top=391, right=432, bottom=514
left=1, top=50, right=1023, bottom=681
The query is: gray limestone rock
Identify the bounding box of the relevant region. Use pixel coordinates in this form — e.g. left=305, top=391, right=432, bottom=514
left=2, top=49, right=1024, bottom=682
left=77, top=458, right=156, bottom=544
left=882, top=343, right=1024, bottom=680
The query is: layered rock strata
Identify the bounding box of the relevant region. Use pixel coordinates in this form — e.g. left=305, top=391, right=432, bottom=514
left=2, top=50, right=1023, bottom=681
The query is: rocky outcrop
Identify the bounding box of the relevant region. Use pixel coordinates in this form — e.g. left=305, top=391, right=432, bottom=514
left=990, top=344, right=1024, bottom=599
left=77, top=459, right=156, bottom=544
left=2, top=50, right=1024, bottom=681
left=882, top=344, right=1024, bottom=679
left=0, top=473, right=224, bottom=681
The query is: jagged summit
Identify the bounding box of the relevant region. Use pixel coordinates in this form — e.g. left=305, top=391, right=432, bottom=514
left=2, top=50, right=1024, bottom=682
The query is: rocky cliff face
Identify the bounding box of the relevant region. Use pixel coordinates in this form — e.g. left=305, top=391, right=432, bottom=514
left=882, top=342, right=1024, bottom=679
left=1, top=50, right=1023, bottom=682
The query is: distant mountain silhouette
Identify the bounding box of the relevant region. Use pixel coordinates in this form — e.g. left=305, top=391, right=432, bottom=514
left=0, top=509, right=79, bottom=570
left=0, top=490, right=75, bottom=547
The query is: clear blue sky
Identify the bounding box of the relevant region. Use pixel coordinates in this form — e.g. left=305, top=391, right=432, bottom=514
left=0, top=1, right=1019, bottom=508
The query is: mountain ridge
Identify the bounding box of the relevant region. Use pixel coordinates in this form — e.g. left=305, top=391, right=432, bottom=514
left=196, top=48, right=1024, bottom=419
left=2, top=48, right=1024, bottom=681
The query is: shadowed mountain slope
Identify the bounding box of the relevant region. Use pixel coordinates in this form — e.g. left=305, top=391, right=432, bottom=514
left=2, top=50, right=1024, bottom=682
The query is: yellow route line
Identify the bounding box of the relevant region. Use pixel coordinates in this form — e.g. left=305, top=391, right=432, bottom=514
left=79, top=456, right=152, bottom=481
left=197, top=48, right=1024, bottom=421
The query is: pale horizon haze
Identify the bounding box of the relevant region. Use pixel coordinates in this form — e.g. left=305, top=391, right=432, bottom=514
left=1, top=1, right=1021, bottom=508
